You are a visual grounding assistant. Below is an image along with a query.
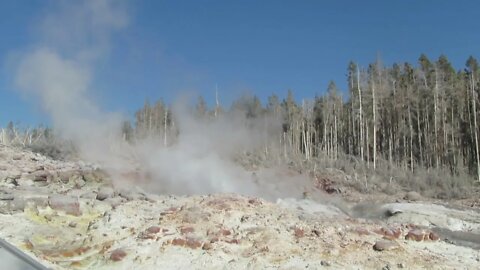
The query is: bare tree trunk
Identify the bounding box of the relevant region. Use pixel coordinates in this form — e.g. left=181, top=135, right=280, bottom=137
left=408, top=104, right=414, bottom=172
left=434, top=68, right=439, bottom=168
left=417, top=99, right=423, bottom=167
left=164, top=106, right=168, bottom=147
left=215, top=84, right=219, bottom=118
left=372, top=81, right=377, bottom=170
left=471, top=72, right=480, bottom=182
left=334, top=105, right=338, bottom=160
left=357, top=67, right=364, bottom=162
left=366, top=121, right=369, bottom=168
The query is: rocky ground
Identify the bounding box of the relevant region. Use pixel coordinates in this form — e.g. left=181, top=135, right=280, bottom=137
left=1, top=144, right=480, bottom=269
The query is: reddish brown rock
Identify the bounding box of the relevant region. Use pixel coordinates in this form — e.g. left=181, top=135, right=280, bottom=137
left=171, top=238, right=186, bottom=246
left=160, top=207, right=178, bottom=216
left=146, top=226, right=161, bottom=234
left=180, top=226, right=195, bottom=235
left=375, top=227, right=402, bottom=240
left=224, top=238, right=240, bottom=244
left=220, top=228, right=232, bottom=236
left=110, top=249, right=127, bottom=261
left=405, top=229, right=428, bottom=241
left=293, top=227, right=305, bottom=238
left=354, top=227, right=370, bottom=235
left=185, top=238, right=202, bottom=249
left=429, top=231, right=440, bottom=241
left=384, top=228, right=402, bottom=240
left=373, top=240, right=401, bottom=251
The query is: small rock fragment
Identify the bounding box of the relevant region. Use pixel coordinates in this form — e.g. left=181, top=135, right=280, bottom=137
left=48, top=195, right=81, bottom=216
left=429, top=231, right=440, bottom=241
left=185, top=238, right=202, bottom=249
left=220, top=229, right=231, bottom=236
left=97, top=187, right=114, bottom=201
left=110, top=249, right=127, bottom=261
left=83, top=169, right=107, bottom=182
left=30, top=171, right=49, bottom=182
left=171, top=238, right=186, bottom=246
left=180, top=226, right=195, bottom=235
left=405, top=229, right=427, bottom=241
left=293, top=227, right=305, bottom=238
left=146, top=226, right=161, bottom=234
left=373, top=240, right=400, bottom=251
left=58, top=171, right=75, bottom=183
left=374, top=227, right=402, bottom=240
left=354, top=227, right=370, bottom=235
left=202, top=242, right=212, bottom=250
left=105, top=197, right=124, bottom=208
left=0, top=193, right=14, bottom=201
left=71, top=175, right=86, bottom=188
left=404, top=191, right=422, bottom=201
left=8, top=198, right=26, bottom=212
left=320, top=260, right=331, bottom=266
left=224, top=238, right=240, bottom=244
left=118, top=189, right=144, bottom=201
left=80, top=192, right=97, bottom=200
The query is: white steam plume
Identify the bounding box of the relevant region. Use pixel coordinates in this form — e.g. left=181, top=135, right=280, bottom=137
left=11, top=0, right=317, bottom=200
left=14, top=0, right=128, bottom=167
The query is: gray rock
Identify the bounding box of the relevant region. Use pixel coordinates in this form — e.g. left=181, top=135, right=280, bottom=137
left=80, top=191, right=97, bottom=200
left=97, top=187, right=114, bottom=201
left=58, top=170, right=76, bottom=183
left=84, top=169, right=109, bottom=182
left=320, top=260, right=331, bottom=266
left=118, top=189, right=144, bottom=201
left=404, top=191, right=422, bottom=201
left=30, top=170, right=50, bottom=182
left=17, top=178, right=35, bottom=187
left=71, top=175, right=86, bottom=188
left=382, top=264, right=392, bottom=270
left=0, top=201, right=10, bottom=214
left=48, top=195, right=81, bottom=216
left=373, top=240, right=400, bottom=251
left=0, top=193, right=14, bottom=200
left=104, top=197, right=124, bottom=208
left=8, top=198, right=26, bottom=212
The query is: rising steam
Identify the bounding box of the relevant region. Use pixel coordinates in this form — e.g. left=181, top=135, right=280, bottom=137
left=11, top=0, right=314, bottom=200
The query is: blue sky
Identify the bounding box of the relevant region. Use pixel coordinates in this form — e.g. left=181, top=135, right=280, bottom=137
left=1, top=0, right=479, bottom=126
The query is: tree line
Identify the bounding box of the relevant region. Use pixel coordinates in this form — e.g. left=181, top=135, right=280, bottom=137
left=127, top=54, right=480, bottom=182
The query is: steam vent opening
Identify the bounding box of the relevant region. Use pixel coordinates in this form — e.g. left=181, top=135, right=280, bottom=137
left=1, top=1, right=480, bottom=269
